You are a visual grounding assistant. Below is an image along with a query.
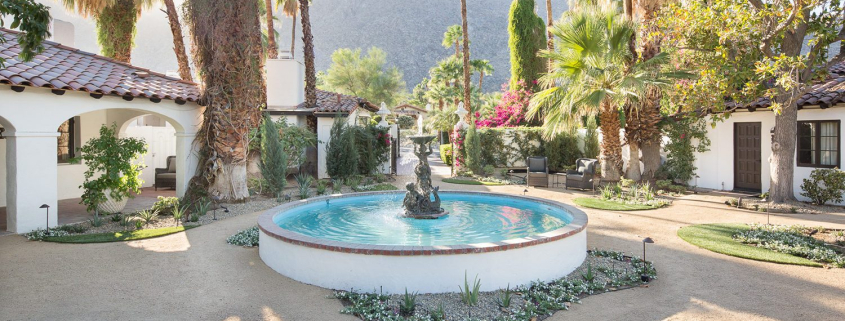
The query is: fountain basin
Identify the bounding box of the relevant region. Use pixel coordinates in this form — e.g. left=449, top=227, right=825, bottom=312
left=258, top=191, right=587, bottom=293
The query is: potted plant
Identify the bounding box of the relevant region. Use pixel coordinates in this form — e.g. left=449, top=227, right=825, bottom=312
left=75, top=124, right=147, bottom=215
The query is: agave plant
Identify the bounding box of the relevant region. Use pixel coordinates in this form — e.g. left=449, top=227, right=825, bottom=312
left=295, top=173, right=313, bottom=199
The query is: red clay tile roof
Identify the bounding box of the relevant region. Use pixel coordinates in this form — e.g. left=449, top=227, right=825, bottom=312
left=302, top=89, right=378, bottom=114
left=726, top=61, right=845, bottom=112
left=0, top=28, right=200, bottom=103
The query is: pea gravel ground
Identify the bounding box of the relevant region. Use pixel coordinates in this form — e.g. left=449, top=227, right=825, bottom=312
left=2, top=166, right=845, bottom=320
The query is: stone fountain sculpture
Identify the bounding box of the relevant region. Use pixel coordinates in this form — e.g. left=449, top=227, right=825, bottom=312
left=403, top=135, right=448, bottom=219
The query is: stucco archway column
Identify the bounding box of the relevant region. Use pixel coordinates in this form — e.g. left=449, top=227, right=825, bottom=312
left=175, top=132, right=199, bottom=197
left=5, top=132, right=59, bottom=233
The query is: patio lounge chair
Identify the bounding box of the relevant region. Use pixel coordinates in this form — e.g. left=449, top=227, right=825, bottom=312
left=526, top=156, right=549, bottom=187
left=566, top=158, right=598, bottom=190
left=155, top=156, right=177, bottom=190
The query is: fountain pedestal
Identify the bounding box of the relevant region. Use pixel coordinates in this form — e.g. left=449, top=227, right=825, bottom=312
left=403, top=135, right=448, bottom=219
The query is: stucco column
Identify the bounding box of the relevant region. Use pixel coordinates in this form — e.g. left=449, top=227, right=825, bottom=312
left=5, top=132, right=59, bottom=233
left=174, top=132, right=199, bottom=197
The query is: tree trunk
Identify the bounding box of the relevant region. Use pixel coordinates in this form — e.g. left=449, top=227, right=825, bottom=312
left=545, top=0, right=554, bottom=71
left=599, top=100, right=623, bottom=182
left=641, top=139, right=661, bottom=181
left=290, top=9, right=297, bottom=57
left=625, top=141, right=642, bottom=181
left=460, top=0, right=471, bottom=121
left=300, top=0, right=317, bottom=107
left=769, top=93, right=800, bottom=203
left=95, top=0, right=137, bottom=63
left=478, top=72, right=484, bottom=89
left=185, top=0, right=265, bottom=201
left=265, top=0, right=278, bottom=59
left=163, top=0, right=192, bottom=81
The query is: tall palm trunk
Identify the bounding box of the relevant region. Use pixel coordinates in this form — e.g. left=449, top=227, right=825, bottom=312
left=460, top=0, right=471, bottom=118
left=545, top=0, right=554, bottom=69
left=185, top=0, right=265, bottom=201
left=599, top=100, right=623, bottom=182
left=300, top=0, right=317, bottom=107
left=95, top=0, right=137, bottom=63
left=163, top=0, right=192, bottom=81
left=265, top=0, right=278, bottom=59
left=290, top=9, right=297, bottom=57
left=478, top=72, right=484, bottom=88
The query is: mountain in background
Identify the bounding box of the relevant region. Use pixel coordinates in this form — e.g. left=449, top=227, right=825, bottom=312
left=38, top=0, right=568, bottom=94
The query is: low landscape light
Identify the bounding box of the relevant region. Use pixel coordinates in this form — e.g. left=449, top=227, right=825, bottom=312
left=641, top=237, right=654, bottom=282
left=523, top=188, right=528, bottom=196
left=40, top=204, right=50, bottom=231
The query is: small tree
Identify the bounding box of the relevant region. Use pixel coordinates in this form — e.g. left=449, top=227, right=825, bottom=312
left=259, top=115, right=288, bottom=199
left=76, top=124, right=146, bottom=214
left=325, top=117, right=358, bottom=180
left=464, top=123, right=482, bottom=174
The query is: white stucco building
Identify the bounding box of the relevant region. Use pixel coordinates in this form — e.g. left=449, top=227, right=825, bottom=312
left=694, top=66, right=845, bottom=204
left=0, top=28, right=204, bottom=233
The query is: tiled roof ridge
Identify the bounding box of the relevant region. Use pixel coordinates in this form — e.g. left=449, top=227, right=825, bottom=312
left=0, top=28, right=195, bottom=86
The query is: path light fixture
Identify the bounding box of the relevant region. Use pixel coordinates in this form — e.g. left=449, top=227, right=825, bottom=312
left=211, top=195, right=221, bottom=221
left=523, top=188, right=528, bottom=196
left=641, top=237, right=655, bottom=282
left=40, top=204, right=50, bottom=231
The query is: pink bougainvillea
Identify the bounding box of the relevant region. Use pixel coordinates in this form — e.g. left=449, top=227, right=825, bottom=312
left=450, top=128, right=466, bottom=167
left=477, top=80, right=533, bottom=128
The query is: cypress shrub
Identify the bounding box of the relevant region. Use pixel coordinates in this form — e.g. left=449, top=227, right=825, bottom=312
left=464, top=124, right=483, bottom=174
left=584, top=117, right=601, bottom=159
left=259, top=115, right=289, bottom=199
left=326, top=117, right=359, bottom=180
left=507, top=0, right=547, bottom=90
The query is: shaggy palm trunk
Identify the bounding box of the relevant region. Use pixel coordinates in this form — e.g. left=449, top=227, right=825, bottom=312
left=638, top=87, right=663, bottom=181
left=186, top=0, right=265, bottom=201
left=599, top=100, right=623, bottom=182
left=460, top=0, right=471, bottom=120
left=164, top=0, right=192, bottom=81
left=625, top=139, right=642, bottom=181
left=265, top=0, right=278, bottom=59
left=545, top=0, right=554, bottom=70
left=95, top=0, right=137, bottom=63
left=478, top=72, right=484, bottom=89
left=300, top=0, right=317, bottom=107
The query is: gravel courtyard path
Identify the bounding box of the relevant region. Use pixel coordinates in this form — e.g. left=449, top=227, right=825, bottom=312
left=2, top=167, right=844, bottom=320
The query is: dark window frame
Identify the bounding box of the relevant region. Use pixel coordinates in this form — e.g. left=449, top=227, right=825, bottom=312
left=797, top=120, right=841, bottom=168
left=57, top=117, right=77, bottom=164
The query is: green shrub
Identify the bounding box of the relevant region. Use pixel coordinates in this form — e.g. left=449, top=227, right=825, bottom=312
left=316, top=180, right=328, bottom=195
left=397, top=115, right=415, bottom=129
left=662, top=116, right=710, bottom=183
left=584, top=117, right=600, bottom=159
left=75, top=124, right=146, bottom=213
left=227, top=226, right=259, bottom=247
left=464, top=124, right=483, bottom=174
left=151, top=196, right=180, bottom=215
left=259, top=115, right=289, bottom=199
left=326, top=117, right=359, bottom=180
left=545, top=130, right=582, bottom=172
left=482, top=165, right=496, bottom=177
left=801, top=168, right=845, bottom=205
left=439, top=144, right=453, bottom=165
left=57, top=224, right=88, bottom=234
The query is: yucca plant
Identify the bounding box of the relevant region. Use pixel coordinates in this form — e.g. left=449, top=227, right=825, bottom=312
left=171, top=205, right=186, bottom=226
left=193, top=198, right=211, bottom=216
left=496, top=283, right=512, bottom=308
left=137, top=209, right=159, bottom=225
left=458, top=271, right=481, bottom=307
left=295, top=173, right=313, bottom=199
left=316, top=180, right=328, bottom=195
left=399, top=288, right=417, bottom=317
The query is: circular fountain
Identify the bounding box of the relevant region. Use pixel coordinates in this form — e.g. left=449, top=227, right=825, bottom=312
left=258, top=135, right=588, bottom=293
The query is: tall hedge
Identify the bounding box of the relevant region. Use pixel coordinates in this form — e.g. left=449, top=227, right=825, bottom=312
left=325, top=118, right=358, bottom=180
left=259, top=116, right=288, bottom=199
left=507, top=0, right=547, bottom=90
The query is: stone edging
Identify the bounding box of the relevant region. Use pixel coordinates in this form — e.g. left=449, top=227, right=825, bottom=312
left=257, top=191, right=588, bottom=256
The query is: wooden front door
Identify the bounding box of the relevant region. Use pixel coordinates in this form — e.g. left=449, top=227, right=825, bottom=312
left=734, top=122, right=762, bottom=191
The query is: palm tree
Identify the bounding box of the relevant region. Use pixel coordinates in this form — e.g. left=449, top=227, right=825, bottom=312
left=61, top=0, right=154, bottom=63
left=299, top=0, right=316, bottom=107
left=442, top=25, right=463, bottom=58
left=163, top=0, right=192, bottom=80
left=470, top=59, right=494, bottom=89
left=264, top=0, right=278, bottom=59
left=545, top=0, right=554, bottom=53
left=277, top=0, right=298, bottom=57
left=460, top=0, right=471, bottom=121
left=62, top=0, right=192, bottom=79
left=184, top=0, right=265, bottom=201
left=528, top=5, right=678, bottom=182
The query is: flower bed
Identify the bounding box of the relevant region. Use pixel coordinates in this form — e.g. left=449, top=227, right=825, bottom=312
left=733, top=224, right=845, bottom=268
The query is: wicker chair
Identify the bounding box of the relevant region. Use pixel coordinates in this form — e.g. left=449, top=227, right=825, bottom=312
left=526, top=156, right=549, bottom=187
left=155, top=156, right=177, bottom=190
left=565, top=158, right=598, bottom=190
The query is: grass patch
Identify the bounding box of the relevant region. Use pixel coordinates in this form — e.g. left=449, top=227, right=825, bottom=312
left=678, top=223, right=821, bottom=267
left=43, top=225, right=197, bottom=244
left=573, top=197, right=660, bottom=211
left=442, top=178, right=504, bottom=186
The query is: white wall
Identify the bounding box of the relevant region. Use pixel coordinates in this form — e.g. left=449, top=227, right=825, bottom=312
left=694, top=107, right=845, bottom=204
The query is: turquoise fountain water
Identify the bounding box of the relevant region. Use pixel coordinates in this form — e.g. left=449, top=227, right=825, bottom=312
left=273, top=193, right=573, bottom=246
